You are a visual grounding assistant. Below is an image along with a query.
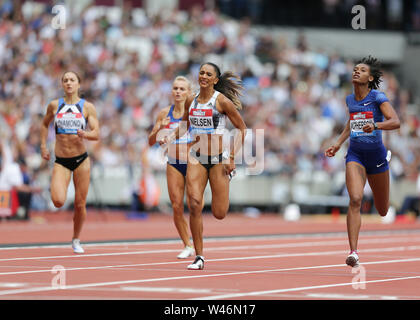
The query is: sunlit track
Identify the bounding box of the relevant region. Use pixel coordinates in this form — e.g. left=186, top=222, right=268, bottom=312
left=1, top=213, right=419, bottom=300
left=1, top=228, right=420, bottom=250
left=192, top=274, right=420, bottom=300
left=2, top=234, right=420, bottom=262
left=1, top=244, right=420, bottom=277
left=1, top=255, right=420, bottom=298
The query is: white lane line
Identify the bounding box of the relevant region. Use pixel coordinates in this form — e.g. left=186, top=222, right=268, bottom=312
left=1, top=256, right=420, bottom=297
left=0, top=283, right=28, bottom=288
left=120, top=286, right=213, bottom=294
left=1, top=245, right=420, bottom=276
left=192, top=274, right=420, bottom=300
left=1, top=229, right=419, bottom=251
left=2, top=235, right=420, bottom=262
left=305, top=293, right=398, bottom=300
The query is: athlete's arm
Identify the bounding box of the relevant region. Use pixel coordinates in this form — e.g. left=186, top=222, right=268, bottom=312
left=40, top=100, right=57, bottom=161
left=218, top=94, right=247, bottom=161
left=148, top=107, right=170, bottom=146
left=363, top=101, right=400, bottom=133
left=164, top=95, right=193, bottom=144
left=77, top=102, right=99, bottom=141
left=325, top=118, right=350, bottom=157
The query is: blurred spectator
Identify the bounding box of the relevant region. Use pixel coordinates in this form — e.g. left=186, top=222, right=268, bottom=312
left=413, top=0, right=420, bottom=31
left=0, top=140, right=23, bottom=218
left=397, top=170, right=420, bottom=219
left=0, top=1, right=418, bottom=213
left=15, top=158, right=43, bottom=220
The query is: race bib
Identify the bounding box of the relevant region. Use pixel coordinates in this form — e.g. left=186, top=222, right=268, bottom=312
left=350, top=111, right=376, bottom=137
left=56, top=112, right=84, bottom=134
left=189, top=108, right=214, bottom=133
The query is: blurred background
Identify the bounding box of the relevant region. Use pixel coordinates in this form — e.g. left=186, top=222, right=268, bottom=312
left=0, top=0, right=419, bottom=221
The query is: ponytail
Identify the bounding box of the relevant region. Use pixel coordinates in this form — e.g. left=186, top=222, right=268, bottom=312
left=201, top=62, right=244, bottom=110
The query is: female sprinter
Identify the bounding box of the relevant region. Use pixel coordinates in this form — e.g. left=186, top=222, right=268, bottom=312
left=40, top=71, right=100, bottom=254
left=325, top=56, right=400, bottom=267
left=164, top=62, right=247, bottom=270
left=148, top=76, right=195, bottom=259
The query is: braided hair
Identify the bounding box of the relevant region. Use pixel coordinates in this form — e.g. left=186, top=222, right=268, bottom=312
left=357, top=55, right=383, bottom=90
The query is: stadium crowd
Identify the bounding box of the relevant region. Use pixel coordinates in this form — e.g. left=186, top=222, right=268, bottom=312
left=0, top=1, right=419, bottom=213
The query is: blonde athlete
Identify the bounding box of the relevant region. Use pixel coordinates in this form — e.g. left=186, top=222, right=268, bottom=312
left=149, top=76, right=195, bottom=259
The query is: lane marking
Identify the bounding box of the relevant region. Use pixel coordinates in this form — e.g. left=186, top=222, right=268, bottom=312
left=1, top=228, right=419, bottom=250
left=1, top=244, right=420, bottom=276
left=2, top=235, right=420, bottom=262
left=0, top=283, right=28, bottom=288
left=120, top=286, right=212, bottom=294
left=193, top=274, right=420, bottom=300
left=305, top=293, right=398, bottom=300
left=1, top=256, right=420, bottom=297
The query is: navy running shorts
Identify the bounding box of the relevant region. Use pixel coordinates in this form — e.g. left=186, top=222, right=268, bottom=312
left=345, top=144, right=389, bottom=175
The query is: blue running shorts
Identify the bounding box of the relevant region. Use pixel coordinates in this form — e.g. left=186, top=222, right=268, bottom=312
left=345, top=144, right=389, bottom=175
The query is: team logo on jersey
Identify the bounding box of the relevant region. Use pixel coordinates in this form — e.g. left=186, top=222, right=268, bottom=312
left=56, top=104, right=85, bottom=134
left=192, top=110, right=206, bottom=116
left=352, top=112, right=367, bottom=120
left=58, top=104, right=82, bottom=114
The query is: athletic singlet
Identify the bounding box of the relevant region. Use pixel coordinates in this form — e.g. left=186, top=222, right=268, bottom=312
left=54, top=98, right=87, bottom=135
left=188, top=90, right=226, bottom=136
left=347, top=89, right=389, bottom=150
left=165, top=104, right=192, bottom=144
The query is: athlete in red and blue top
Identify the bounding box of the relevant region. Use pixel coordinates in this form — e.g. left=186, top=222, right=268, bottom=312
left=148, top=76, right=195, bottom=260
left=325, top=56, right=400, bottom=268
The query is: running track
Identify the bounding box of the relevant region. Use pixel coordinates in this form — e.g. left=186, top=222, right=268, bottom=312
left=1, top=210, right=420, bottom=301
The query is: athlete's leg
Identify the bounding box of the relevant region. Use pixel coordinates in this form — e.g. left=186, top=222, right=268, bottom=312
left=167, top=164, right=192, bottom=248
left=367, top=170, right=390, bottom=217
left=208, top=164, right=230, bottom=220
left=186, top=162, right=208, bottom=256
left=50, top=163, right=72, bottom=208
left=346, top=162, right=367, bottom=252
left=72, top=158, right=90, bottom=240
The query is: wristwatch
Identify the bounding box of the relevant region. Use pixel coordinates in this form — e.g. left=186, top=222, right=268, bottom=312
left=373, top=122, right=378, bottom=130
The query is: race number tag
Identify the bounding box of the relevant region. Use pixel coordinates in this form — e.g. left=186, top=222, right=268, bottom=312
left=189, top=108, right=214, bottom=133
left=350, top=111, right=376, bottom=137
left=56, top=112, right=84, bottom=134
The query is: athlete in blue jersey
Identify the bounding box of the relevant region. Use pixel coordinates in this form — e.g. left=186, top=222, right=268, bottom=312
left=325, top=56, right=400, bottom=267
left=149, top=76, right=196, bottom=259
left=40, top=71, right=100, bottom=254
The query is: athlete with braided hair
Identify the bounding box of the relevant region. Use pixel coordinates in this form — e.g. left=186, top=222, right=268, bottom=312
left=325, top=56, right=400, bottom=267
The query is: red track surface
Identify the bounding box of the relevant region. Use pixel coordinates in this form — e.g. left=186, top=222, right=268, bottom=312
left=1, top=210, right=420, bottom=301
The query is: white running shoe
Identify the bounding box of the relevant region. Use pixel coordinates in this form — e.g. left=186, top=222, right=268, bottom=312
left=346, top=251, right=359, bottom=267
left=177, top=246, right=194, bottom=259
left=187, top=255, right=204, bottom=270
left=72, top=238, right=84, bottom=254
